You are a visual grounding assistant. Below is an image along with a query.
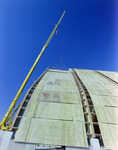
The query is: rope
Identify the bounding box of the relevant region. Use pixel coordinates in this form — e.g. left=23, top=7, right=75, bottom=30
left=54, top=16, right=66, bottom=69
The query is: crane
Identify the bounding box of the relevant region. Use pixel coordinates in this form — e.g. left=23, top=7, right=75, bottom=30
left=0, top=10, right=66, bottom=130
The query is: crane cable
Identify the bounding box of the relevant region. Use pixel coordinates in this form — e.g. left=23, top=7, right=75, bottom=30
left=56, top=18, right=66, bottom=69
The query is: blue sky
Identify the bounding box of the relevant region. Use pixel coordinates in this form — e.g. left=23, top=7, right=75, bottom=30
left=0, top=0, right=118, bottom=121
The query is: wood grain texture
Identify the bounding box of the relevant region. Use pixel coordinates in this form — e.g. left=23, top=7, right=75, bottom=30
left=61, top=93, right=81, bottom=104
left=59, top=121, right=88, bottom=147
left=72, top=105, right=83, bottom=121
left=60, top=103, right=72, bottom=120
left=59, top=121, right=73, bottom=146
left=108, top=124, right=118, bottom=150
left=75, top=69, right=118, bottom=96
left=44, top=120, right=60, bottom=145
left=94, top=106, right=108, bottom=123
left=14, top=117, right=32, bottom=142
left=73, top=122, right=88, bottom=147
left=34, top=102, right=60, bottom=119
left=99, top=70, right=118, bottom=82
left=104, top=107, right=118, bottom=124
left=26, top=118, right=47, bottom=143
left=31, top=83, right=44, bottom=101
left=91, top=95, right=118, bottom=107
left=24, top=100, right=37, bottom=118
left=99, top=123, right=116, bottom=149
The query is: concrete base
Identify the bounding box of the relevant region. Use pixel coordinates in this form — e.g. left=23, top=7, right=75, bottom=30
left=0, top=130, right=36, bottom=150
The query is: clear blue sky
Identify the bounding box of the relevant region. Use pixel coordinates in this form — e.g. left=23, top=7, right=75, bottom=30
left=0, top=0, right=118, bottom=121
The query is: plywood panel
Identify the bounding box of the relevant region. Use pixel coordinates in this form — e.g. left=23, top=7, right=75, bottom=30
left=34, top=102, right=49, bottom=118
left=99, top=95, right=112, bottom=106
left=15, top=117, right=31, bottom=142
left=59, top=121, right=88, bottom=147
left=48, top=103, right=60, bottom=120
left=87, top=88, right=97, bottom=95
left=104, top=107, right=118, bottom=124
left=31, top=84, right=44, bottom=101
left=24, top=100, right=37, bottom=118
left=73, top=122, right=88, bottom=147
left=99, top=71, right=118, bottom=82
left=38, top=91, right=52, bottom=101
left=108, top=124, right=118, bottom=150
left=52, top=91, right=61, bottom=102
left=99, top=123, right=116, bottom=149
left=75, top=69, right=118, bottom=96
left=60, top=104, right=72, bottom=120
left=95, top=106, right=108, bottom=123
left=91, top=95, right=118, bottom=107
left=62, top=87, right=78, bottom=93
left=111, top=96, right=118, bottom=106
left=61, top=93, right=80, bottom=104
left=38, top=91, right=61, bottom=103
left=49, top=69, right=68, bottom=73
left=59, top=121, right=73, bottom=146
left=62, top=86, right=71, bottom=93
left=62, top=80, right=72, bottom=87
left=90, top=95, right=101, bottom=105
left=44, top=85, right=61, bottom=92
left=26, top=118, right=47, bottom=143
left=95, top=105, right=118, bottom=124
left=44, top=120, right=60, bottom=145
left=72, top=105, right=83, bottom=121
left=34, top=102, right=60, bottom=120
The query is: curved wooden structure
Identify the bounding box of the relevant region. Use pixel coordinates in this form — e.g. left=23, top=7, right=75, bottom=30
left=12, top=68, right=118, bottom=149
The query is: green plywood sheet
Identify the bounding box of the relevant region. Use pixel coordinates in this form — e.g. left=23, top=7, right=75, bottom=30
left=60, top=104, right=72, bottom=120
left=59, top=121, right=73, bottom=146
left=73, top=122, right=88, bottom=147
left=111, top=96, right=118, bottom=106
left=44, top=120, right=60, bottom=145
left=95, top=106, right=108, bottom=123
left=62, top=86, right=78, bottom=93
left=49, top=69, right=68, bottom=73
left=99, top=95, right=112, bottom=106
left=43, top=85, right=62, bottom=92
left=15, top=117, right=32, bottom=142
left=26, top=118, right=47, bottom=143
left=95, top=105, right=118, bottom=124
left=90, top=95, right=101, bottom=105
left=59, top=121, right=88, bottom=147
left=62, top=80, right=76, bottom=87
left=52, top=91, right=61, bottom=102
left=38, top=91, right=52, bottom=101
left=34, top=102, right=49, bottom=118
left=31, top=84, right=44, bottom=101
left=99, top=71, right=118, bottom=82
left=34, top=102, right=60, bottom=119
left=99, top=123, right=116, bottom=149
left=48, top=103, right=60, bottom=119
left=38, top=91, right=61, bottom=103
left=75, top=69, right=118, bottom=96
left=72, top=105, right=83, bottom=121
left=61, top=93, right=81, bottom=104
left=91, top=94, right=118, bottom=107
left=104, top=107, right=118, bottom=124
left=24, top=100, right=37, bottom=118
left=108, top=124, right=118, bottom=150
left=18, top=119, right=88, bottom=147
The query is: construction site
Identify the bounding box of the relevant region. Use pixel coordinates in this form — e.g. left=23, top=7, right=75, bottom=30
left=0, top=9, right=118, bottom=150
